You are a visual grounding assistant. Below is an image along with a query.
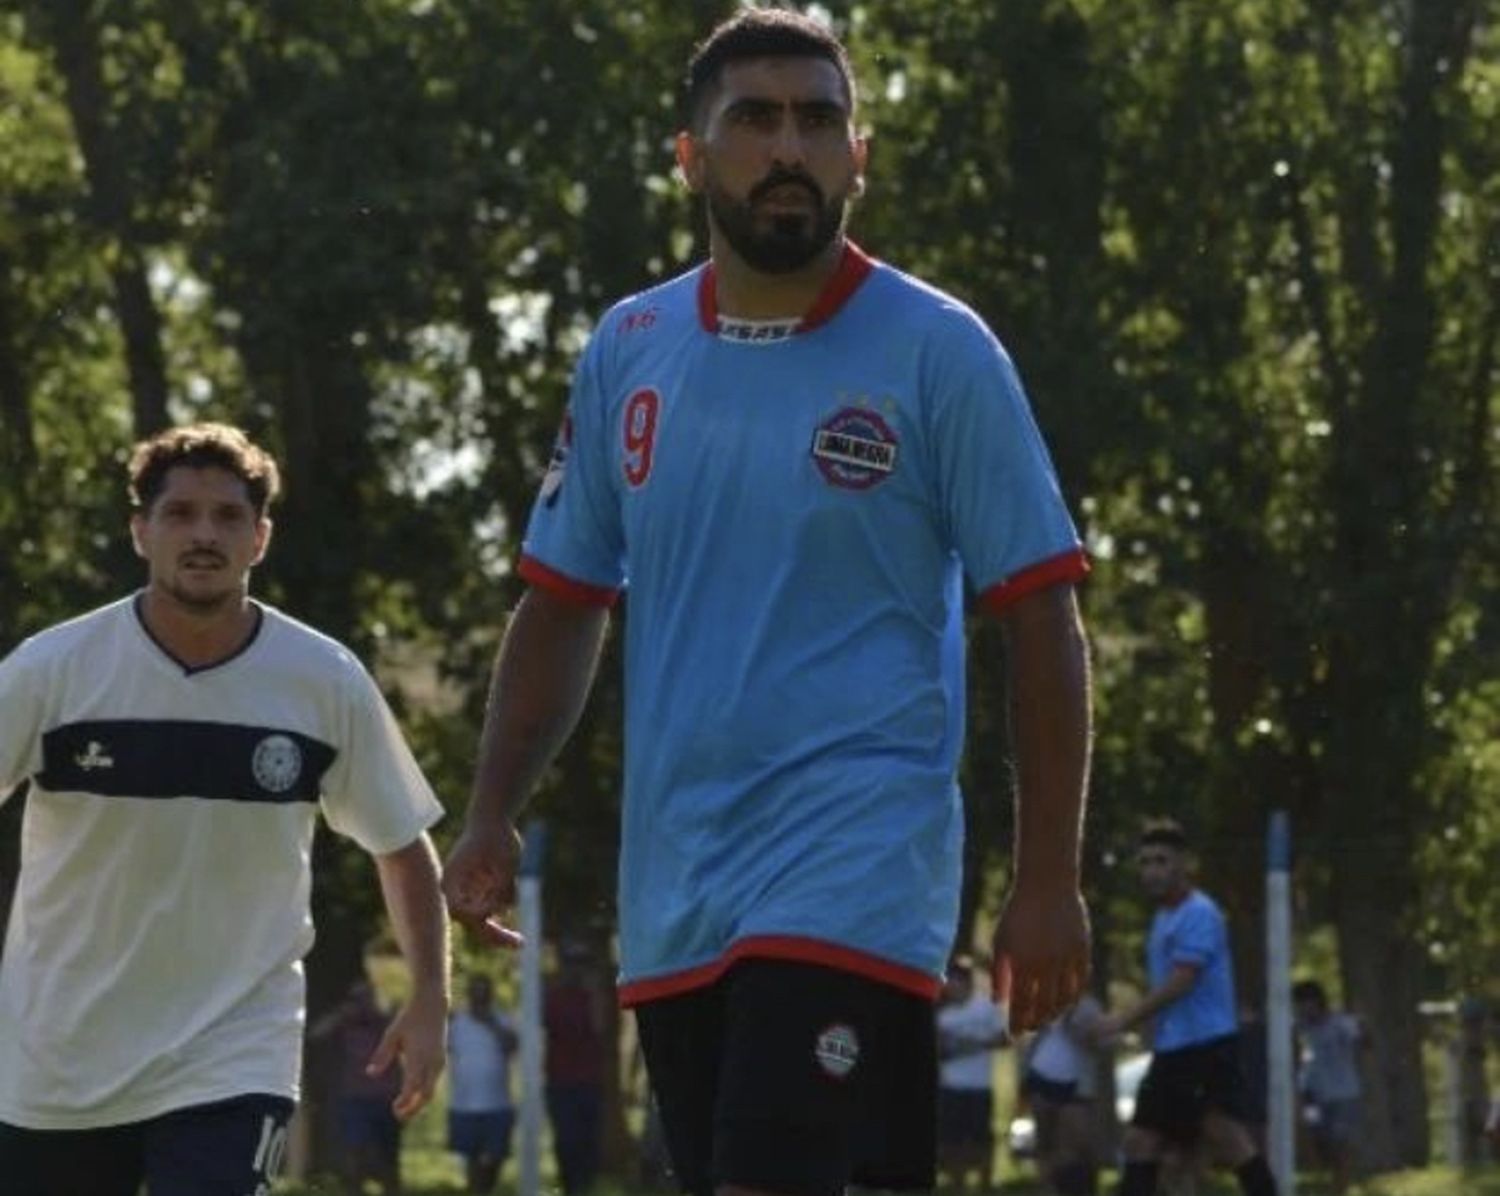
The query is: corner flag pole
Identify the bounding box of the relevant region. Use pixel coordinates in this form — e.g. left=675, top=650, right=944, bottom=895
left=517, top=820, right=548, bottom=1196
left=1266, top=811, right=1296, bottom=1195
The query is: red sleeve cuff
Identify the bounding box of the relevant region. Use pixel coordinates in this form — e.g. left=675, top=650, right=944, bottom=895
left=979, top=547, right=1090, bottom=616
left=517, top=554, right=619, bottom=608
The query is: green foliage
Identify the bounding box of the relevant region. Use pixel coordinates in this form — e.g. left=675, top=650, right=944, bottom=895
left=1, top=0, right=1496, bottom=1173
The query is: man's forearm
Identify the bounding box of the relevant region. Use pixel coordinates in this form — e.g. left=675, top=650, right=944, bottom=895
left=468, top=587, right=609, bottom=828
left=1118, top=969, right=1198, bottom=1030
left=1003, top=584, right=1091, bottom=885
left=376, top=835, right=450, bottom=1000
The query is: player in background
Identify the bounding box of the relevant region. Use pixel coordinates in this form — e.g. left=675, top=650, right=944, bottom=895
left=0, top=423, right=448, bottom=1196
left=1096, top=819, right=1279, bottom=1196
left=443, top=9, right=1091, bottom=1196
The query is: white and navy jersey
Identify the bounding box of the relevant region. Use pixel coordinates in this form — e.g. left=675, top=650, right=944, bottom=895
left=520, top=243, right=1088, bottom=1005
left=0, top=596, right=443, bottom=1129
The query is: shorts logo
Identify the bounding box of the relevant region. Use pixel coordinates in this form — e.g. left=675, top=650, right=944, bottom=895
left=252, top=735, right=303, bottom=794
left=811, top=406, right=899, bottom=490
left=541, top=413, right=573, bottom=508
left=814, top=1023, right=860, bottom=1079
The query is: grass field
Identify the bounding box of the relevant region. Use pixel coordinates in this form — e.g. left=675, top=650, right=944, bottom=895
left=274, top=1156, right=1500, bottom=1195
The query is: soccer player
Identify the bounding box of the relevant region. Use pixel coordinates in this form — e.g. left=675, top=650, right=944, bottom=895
left=1096, top=819, right=1279, bottom=1196
left=0, top=423, right=449, bottom=1195
left=443, top=10, right=1092, bottom=1195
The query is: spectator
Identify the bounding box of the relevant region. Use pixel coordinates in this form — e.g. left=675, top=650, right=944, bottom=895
left=448, top=973, right=519, bottom=1194
left=1293, top=980, right=1366, bottom=1193
left=310, top=978, right=404, bottom=1196
left=936, top=957, right=1007, bottom=1188
left=545, top=940, right=607, bottom=1194
left=1023, top=993, right=1106, bottom=1195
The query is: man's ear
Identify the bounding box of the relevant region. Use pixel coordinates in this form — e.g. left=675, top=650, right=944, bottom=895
left=252, top=517, right=273, bottom=566
left=129, top=512, right=149, bottom=560
left=851, top=134, right=870, bottom=198
left=676, top=130, right=705, bottom=194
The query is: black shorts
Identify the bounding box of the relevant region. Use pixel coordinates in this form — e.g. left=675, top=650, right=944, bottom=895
left=635, top=958, right=937, bottom=1196
left=937, top=1088, right=993, bottom=1148
left=1024, top=1070, right=1084, bottom=1106
left=1132, top=1034, right=1249, bottom=1143
left=0, top=1093, right=295, bottom=1196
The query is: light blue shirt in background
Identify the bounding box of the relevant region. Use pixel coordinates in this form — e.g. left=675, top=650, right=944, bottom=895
left=1148, top=889, right=1239, bottom=1051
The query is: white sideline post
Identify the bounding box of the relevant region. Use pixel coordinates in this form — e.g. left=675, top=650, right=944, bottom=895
left=1266, top=811, right=1296, bottom=1195
left=517, top=821, right=548, bottom=1196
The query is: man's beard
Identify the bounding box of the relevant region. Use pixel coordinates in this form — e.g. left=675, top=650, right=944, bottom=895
left=162, top=557, right=241, bottom=613
left=706, top=169, right=850, bottom=275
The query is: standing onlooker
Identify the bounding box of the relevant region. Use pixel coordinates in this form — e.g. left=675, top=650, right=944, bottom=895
left=1023, top=993, right=1106, bottom=1195
left=1095, top=819, right=1279, bottom=1196
left=544, top=940, right=606, bottom=1195
left=310, top=978, right=404, bottom=1196
left=448, top=973, right=519, bottom=1194
left=1293, top=980, right=1366, bottom=1193
left=936, top=957, right=1008, bottom=1189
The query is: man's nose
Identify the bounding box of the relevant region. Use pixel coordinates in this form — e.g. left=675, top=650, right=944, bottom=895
left=189, top=514, right=219, bottom=542
left=769, top=115, right=807, bottom=167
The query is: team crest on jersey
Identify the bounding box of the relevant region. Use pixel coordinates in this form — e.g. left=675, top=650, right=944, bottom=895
left=814, top=1023, right=860, bottom=1079
left=811, top=406, right=900, bottom=490
left=252, top=734, right=303, bottom=794
left=540, top=413, right=573, bottom=508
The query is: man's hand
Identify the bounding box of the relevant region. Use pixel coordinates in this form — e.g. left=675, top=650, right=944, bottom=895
left=441, top=821, right=526, bottom=949
left=991, top=879, right=1090, bottom=1032
left=367, top=990, right=447, bottom=1121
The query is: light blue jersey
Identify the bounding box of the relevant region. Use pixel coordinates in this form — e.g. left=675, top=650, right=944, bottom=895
left=521, top=243, right=1087, bottom=1004
left=1147, top=889, right=1240, bottom=1051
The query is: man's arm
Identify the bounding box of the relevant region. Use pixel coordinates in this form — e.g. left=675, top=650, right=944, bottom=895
left=1097, top=964, right=1200, bottom=1042
left=367, top=833, right=450, bottom=1120
left=990, top=583, right=1092, bottom=1033
left=442, top=586, right=610, bottom=944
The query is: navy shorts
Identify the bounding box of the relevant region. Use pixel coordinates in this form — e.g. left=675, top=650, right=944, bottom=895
left=635, top=958, right=937, bottom=1196
left=338, top=1095, right=400, bottom=1163
left=449, top=1108, right=515, bottom=1161
left=0, top=1093, right=295, bottom=1196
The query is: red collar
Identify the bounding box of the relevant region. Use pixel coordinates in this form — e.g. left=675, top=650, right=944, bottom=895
left=697, top=241, right=875, bottom=336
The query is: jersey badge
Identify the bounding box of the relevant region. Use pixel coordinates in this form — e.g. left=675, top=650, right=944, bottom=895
left=75, top=740, right=115, bottom=771
left=252, top=734, right=303, bottom=794
left=718, top=316, right=800, bottom=343
left=621, top=306, right=659, bottom=334
left=811, top=405, right=900, bottom=490
left=814, top=1022, right=860, bottom=1079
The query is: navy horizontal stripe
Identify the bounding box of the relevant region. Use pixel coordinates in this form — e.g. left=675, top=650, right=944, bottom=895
left=39, top=720, right=337, bottom=804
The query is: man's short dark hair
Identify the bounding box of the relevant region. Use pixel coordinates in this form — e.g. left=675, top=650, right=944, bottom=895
left=1292, top=979, right=1328, bottom=1006
left=1138, top=817, right=1189, bottom=852
left=128, top=422, right=281, bottom=517
left=684, top=7, right=855, bottom=129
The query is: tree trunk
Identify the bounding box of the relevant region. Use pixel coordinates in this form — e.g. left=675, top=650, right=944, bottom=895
left=233, top=325, right=376, bottom=1174
left=1307, top=0, right=1478, bottom=1171
left=1331, top=852, right=1429, bottom=1170
left=33, top=0, right=170, bottom=435
left=0, top=254, right=36, bottom=487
